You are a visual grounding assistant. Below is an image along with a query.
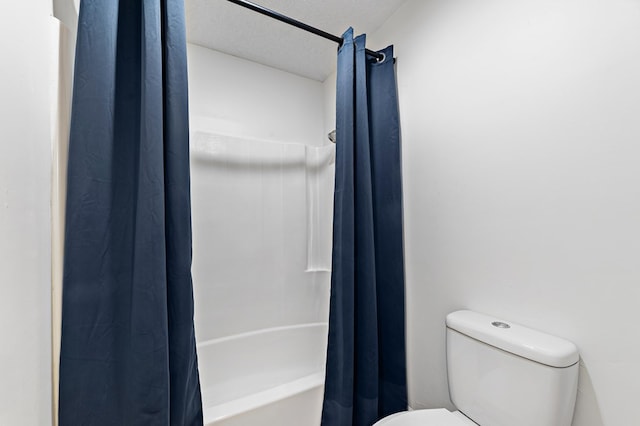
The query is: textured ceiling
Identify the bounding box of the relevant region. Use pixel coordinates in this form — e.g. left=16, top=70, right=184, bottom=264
left=185, top=0, right=407, bottom=81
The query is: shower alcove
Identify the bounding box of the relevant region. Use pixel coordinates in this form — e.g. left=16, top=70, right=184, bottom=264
left=187, top=44, right=334, bottom=425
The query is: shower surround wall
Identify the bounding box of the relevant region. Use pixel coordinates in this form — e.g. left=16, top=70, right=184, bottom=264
left=324, top=1, right=640, bottom=425
left=187, top=44, right=332, bottom=424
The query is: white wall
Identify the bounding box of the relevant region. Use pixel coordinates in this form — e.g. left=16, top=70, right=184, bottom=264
left=324, top=1, right=640, bottom=425
left=187, top=44, right=332, bottom=343
left=188, top=43, right=326, bottom=146
left=50, top=15, right=76, bottom=426
left=0, top=1, right=54, bottom=425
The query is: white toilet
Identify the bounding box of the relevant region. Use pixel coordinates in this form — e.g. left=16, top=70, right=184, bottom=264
left=375, top=310, right=580, bottom=426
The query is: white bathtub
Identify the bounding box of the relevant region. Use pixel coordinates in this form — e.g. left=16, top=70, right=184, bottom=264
left=197, top=323, right=327, bottom=426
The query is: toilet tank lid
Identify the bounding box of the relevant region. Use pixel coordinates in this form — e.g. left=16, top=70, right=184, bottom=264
left=446, top=310, right=579, bottom=368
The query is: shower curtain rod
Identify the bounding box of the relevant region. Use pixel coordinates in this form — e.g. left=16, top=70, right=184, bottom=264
left=224, top=0, right=385, bottom=61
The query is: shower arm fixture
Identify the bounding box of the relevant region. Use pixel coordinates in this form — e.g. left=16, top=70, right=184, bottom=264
left=224, top=0, right=386, bottom=62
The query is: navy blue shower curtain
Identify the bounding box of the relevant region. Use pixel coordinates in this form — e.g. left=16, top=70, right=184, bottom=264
left=321, top=29, right=408, bottom=426
left=58, top=1, right=202, bottom=424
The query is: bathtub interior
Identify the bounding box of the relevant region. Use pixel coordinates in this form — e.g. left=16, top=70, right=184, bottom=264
left=198, top=324, right=327, bottom=407
left=207, top=385, right=324, bottom=426
left=198, top=324, right=327, bottom=424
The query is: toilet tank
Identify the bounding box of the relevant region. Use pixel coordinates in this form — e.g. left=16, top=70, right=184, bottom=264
left=446, top=311, right=579, bottom=426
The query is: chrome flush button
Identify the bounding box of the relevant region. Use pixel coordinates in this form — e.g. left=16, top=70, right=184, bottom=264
left=492, top=321, right=511, bottom=329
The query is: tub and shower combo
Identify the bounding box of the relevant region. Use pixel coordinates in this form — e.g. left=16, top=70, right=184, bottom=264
left=190, top=132, right=335, bottom=425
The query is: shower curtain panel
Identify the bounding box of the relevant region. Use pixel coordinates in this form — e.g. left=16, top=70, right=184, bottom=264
left=322, top=28, right=408, bottom=426
left=58, top=1, right=202, bottom=424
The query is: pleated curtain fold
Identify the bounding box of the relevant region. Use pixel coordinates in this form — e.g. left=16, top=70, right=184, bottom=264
left=58, top=1, right=203, bottom=424
left=321, top=28, right=408, bottom=426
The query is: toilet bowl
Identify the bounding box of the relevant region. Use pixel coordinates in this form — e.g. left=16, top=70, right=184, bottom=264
left=374, top=310, right=579, bottom=426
